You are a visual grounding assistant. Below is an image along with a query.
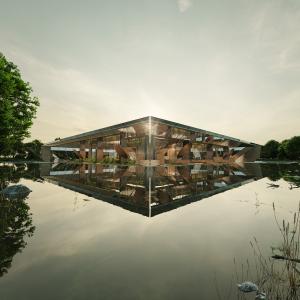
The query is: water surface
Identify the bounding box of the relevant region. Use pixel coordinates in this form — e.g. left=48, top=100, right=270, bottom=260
left=0, top=162, right=299, bottom=299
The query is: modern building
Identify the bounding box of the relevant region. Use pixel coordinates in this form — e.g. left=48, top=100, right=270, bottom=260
left=41, top=116, right=261, bottom=164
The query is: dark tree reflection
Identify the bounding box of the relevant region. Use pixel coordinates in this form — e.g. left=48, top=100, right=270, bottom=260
left=0, top=163, right=43, bottom=190
left=261, top=163, right=300, bottom=186
left=0, top=164, right=36, bottom=277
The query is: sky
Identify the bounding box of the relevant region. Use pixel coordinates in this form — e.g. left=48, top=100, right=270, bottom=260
left=0, top=0, right=299, bottom=145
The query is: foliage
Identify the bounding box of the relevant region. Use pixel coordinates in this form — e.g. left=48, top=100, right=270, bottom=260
left=0, top=194, right=35, bottom=277
left=0, top=163, right=37, bottom=277
left=262, top=136, right=300, bottom=160
left=14, top=139, right=43, bottom=160
left=261, top=140, right=280, bottom=159
left=99, top=157, right=136, bottom=165
left=52, top=149, right=78, bottom=161
left=0, top=163, right=43, bottom=190
left=101, top=157, right=119, bottom=164
left=260, top=163, right=300, bottom=187
left=277, top=139, right=289, bottom=160
left=231, top=203, right=300, bottom=299
left=284, top=136, right=300, bottom=160
left=0, top=140, right=43, bottom=161
left=0, top=53, right=39, bottom=156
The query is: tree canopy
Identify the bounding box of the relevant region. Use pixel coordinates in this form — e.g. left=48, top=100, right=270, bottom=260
left=262, top=136, right=300, bottom=160
left=281, top=136, right=300, bottom=160
left=14, top=139, right=43, bottom=160
left=0, top=53, right=39, bottom=155
left=261, top=140, right=280, bottom=159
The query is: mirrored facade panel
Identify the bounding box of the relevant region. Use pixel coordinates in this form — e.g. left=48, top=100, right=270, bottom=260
left=41, top=163, right=263, bottom=217
left=42, top=116, right=261, bottom=164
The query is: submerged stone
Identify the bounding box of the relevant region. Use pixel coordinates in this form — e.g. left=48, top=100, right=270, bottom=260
left=1, top=184, right=32, bottom=200
left=237, top=281, right=258, bottom=293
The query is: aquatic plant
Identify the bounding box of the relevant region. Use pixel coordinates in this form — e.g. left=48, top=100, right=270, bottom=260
left=233, top=202, right=300, bottom=299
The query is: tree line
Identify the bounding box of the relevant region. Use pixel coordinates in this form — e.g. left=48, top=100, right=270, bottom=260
left=261, top=136, right=300, bottom=160
left=0, top=52, right=41, bottom=159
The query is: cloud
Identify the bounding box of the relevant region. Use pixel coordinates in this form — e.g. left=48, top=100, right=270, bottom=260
left=177, top=0, right=192, bottom=13
left=250, top=2, right=300, bottom=72
left=2, top=46, right=122, bottom=141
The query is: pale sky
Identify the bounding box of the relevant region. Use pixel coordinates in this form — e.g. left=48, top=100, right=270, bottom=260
left=1, top=0, right=299, bottom=145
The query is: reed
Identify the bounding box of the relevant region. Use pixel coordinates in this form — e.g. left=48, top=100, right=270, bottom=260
left=233, top=201, right=300, bottom=299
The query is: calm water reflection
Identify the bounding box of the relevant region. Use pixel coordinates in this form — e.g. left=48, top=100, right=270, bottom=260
left=42, top=163, right=264, bottom=217
left=0, top=162, right=299, bottom=299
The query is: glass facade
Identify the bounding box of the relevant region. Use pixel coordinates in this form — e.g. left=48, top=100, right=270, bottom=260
left=41, top=163, right=263, bottom=217
left=43, top=116, right=261, bottom=164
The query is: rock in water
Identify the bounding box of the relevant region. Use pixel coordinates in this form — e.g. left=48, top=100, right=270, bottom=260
left=1, top=184, right=32, bottom=200
left=256, top=292, right=267, bottom=299
left=237, top=281, right=258, bottom=293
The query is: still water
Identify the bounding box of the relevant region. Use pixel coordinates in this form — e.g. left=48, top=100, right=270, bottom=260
left=0, top=162, right=300, bottom=299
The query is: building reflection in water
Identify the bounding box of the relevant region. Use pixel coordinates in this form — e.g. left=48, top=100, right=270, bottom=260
left=41, top=163, right=263, bottom=217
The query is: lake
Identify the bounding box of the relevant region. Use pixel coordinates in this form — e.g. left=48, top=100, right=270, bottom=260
left=0, top=162, right=300, bottom=299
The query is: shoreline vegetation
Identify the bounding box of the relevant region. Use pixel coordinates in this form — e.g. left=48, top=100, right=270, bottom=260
left=0, top=53, right=39, bottom=157
left=261, top=137, right=300, bottom=161
left=228, top=202, right=300, bottom=299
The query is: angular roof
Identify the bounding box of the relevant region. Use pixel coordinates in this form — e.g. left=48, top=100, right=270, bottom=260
left=45, top=116, right=257, bottom=147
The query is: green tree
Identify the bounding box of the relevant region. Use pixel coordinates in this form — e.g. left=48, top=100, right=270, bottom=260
left=14, top=139, right=43, bottom=160
left=278, top=139, right=289, bottom=159
left=0, top=53, right=39, bottom=155
left=261, top=140, right=280, bottom=159
left=285, top=136, right=300, bottom=160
